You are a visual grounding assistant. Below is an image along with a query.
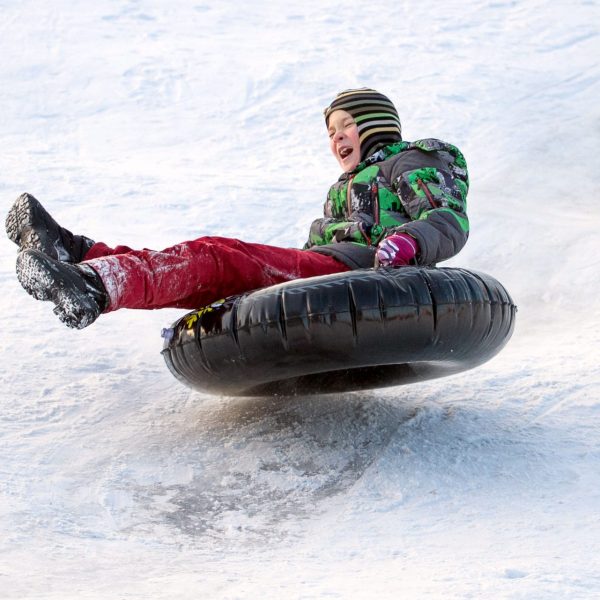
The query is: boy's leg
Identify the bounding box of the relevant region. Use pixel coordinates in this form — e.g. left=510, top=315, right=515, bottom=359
left=16, top=236, right=350, bottom=328
left=85, top=236, right=351, bottom=312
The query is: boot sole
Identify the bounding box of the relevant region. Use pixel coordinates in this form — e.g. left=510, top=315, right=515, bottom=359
left=5, top=193, right=53, bottom=259
left=16, top=250, right=100, bottom=329
left=5, top=193, right=39, bottom=246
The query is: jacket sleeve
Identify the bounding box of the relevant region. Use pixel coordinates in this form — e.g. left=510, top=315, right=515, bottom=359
left=303, top=188, right=376, bottom=248
left=384, top=149, right=469, bottom=265
left=303, top=214, right=374, bottom=248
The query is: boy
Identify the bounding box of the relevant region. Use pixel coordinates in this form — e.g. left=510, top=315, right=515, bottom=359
left=7, top=88, right=469, bottom=329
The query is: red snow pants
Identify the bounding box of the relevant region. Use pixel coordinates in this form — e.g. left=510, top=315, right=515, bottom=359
left=83, top=236, right=351, bottom=312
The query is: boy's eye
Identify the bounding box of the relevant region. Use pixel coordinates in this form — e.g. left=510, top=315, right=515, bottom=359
left=329, top=122, right=354, bottom=138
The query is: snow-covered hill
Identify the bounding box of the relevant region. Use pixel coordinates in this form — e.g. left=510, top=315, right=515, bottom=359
left=1, top=1, right=599, bottom=597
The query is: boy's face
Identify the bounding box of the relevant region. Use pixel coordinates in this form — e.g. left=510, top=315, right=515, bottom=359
left=327, top=109, right=361, bottom=172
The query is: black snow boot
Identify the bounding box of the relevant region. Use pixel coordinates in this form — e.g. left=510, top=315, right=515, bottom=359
left=16, top=249, right=109, bottom=329
left=6, top=193, right=95, bottom=263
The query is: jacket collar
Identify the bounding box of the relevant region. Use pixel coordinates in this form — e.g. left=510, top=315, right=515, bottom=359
left=338, top=142, right=408, bottom=181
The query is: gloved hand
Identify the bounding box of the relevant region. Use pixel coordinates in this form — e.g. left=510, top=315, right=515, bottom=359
left=375, top=233, right=419, bottom=267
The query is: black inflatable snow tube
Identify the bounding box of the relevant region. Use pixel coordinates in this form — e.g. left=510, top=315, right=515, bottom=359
left=161, top=267, right=516, bottom=396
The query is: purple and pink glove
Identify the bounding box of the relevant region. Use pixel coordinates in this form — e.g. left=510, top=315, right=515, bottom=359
left=375, top=233, right=419, bottom=267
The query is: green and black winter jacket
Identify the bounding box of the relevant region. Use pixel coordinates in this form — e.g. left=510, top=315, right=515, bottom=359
left=304, top=139, right=469, bottom=269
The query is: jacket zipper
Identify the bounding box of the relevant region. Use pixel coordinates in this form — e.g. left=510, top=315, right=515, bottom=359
left=346, top=176, right=372, bottom=245
left=417, top=178, right=437, bottom=209
left=371, top=181, right=380, bottom=226
left=345, top=176, right=355, bottom=217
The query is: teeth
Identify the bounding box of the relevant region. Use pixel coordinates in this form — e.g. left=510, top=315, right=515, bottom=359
left=340, top=147, right=352, bottom=158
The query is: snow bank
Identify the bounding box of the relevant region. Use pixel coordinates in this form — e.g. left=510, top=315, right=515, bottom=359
left=1, top=1, right=598, bottom=598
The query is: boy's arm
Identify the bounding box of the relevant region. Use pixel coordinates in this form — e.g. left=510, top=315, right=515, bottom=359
left=381, top=157, right=469, bottom=265
left=303, top=213, right=375, bottom=248
left=304, top=172, right=468, bottom=261
left=303, top=184, right=376, bottom=248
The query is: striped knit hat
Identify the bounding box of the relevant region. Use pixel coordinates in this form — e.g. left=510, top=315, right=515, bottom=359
left=324, top=88, right=402, bottom=162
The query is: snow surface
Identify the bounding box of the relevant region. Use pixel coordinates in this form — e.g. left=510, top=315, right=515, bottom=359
left=1, top=0, right=599, bottom=598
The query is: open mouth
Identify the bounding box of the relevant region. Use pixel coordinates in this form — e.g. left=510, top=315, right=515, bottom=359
left=339, top=147, right=353, bottom=160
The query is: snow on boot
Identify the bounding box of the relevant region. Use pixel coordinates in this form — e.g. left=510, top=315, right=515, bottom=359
left=6, top=193, right=95, bottom=263
left=16, top=249, right=109, bottom=329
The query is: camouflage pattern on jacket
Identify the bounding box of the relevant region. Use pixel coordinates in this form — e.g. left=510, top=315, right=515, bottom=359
left=305, top=139, right=469, bottom=267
